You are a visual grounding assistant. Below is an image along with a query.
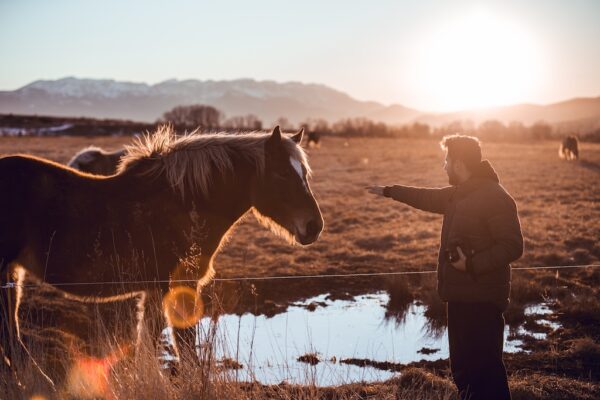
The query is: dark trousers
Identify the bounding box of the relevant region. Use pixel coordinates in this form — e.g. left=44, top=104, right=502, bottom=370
left=447, top=302, right=511, bottom=400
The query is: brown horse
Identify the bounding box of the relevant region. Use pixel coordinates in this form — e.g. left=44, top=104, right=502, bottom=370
left=559, top=135, right=579, bottom=160
left=306, top=131, right=321, bottom=148
left=0, top=125, right=323, bottom=377
left=67, top=146, right=126, bottom=175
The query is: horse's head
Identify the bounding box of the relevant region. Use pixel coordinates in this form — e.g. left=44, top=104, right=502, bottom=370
left=253, top=126, right=324, bottom=245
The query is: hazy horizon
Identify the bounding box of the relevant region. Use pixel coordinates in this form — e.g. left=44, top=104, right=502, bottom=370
left=6, top=75, right=600, bottom=113
left=2, top=0, right=600, bottom=113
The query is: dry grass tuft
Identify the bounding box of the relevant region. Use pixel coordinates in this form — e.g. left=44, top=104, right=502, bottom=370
left=395, top=367, right=457, bottom=399
left=510, top=372, right=600, bottom=400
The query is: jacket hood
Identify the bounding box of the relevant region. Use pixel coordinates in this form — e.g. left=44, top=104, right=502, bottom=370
left=471, top=160, right=499, bottom=183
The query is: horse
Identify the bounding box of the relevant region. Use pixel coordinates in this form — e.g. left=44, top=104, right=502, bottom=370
left=306, top=131, right=321, bottom=148
left=67, top=146, right=126, bottom=175
left=0, top=125, right=323, bottom=380
left=559, top=135, right=579, bottom=160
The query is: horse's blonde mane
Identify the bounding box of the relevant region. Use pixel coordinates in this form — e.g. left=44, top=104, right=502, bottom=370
left=119, top=125, right=311, bottom=199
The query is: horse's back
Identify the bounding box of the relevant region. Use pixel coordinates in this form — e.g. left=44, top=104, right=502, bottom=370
left=0, top=156, right=36, bottom=268
left=0, top=155, right=82, bottom=268
left=0, top=155, right=69, bottom=204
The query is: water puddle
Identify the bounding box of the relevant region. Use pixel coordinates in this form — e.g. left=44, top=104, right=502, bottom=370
left=166, top=292, right=558, bottom=385
left=525, top=303, right=553, bottom=316
left=517, top=302, right=561, bottom=341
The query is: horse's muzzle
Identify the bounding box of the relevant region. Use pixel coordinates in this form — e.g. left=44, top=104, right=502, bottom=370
left=296, top=219, right=323, bottom=245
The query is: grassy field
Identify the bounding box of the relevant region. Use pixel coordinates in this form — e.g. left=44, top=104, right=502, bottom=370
left=1, top=135, right=599, bottom=398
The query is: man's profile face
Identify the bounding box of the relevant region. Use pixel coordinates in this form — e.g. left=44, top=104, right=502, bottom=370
left=444, top=154, right=461, bottom=186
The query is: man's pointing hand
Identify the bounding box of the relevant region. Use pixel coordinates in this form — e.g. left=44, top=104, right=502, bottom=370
left=366, top=185, right=386, bottom=197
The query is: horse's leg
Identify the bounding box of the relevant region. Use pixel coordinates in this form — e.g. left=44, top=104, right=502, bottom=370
left=172, top=325, right=199, bottom=367
left=1, top=265, right=21, bottom=372
left=0, top=287, right=22, bottom=391
left=1, top=276, right=16, bottom=388
left=141, top=287, right=170, bottom=363
left=170, top=282, right=203, bottom=370
left=1, top=266, right=54, bottom=390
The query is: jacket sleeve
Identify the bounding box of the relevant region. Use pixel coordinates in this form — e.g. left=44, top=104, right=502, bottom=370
left=470, top=193, right=524, bottom=275
left=384, top=185, right=455, bottom=215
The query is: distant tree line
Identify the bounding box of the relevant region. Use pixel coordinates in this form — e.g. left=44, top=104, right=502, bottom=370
left=160, top=104, right=262, bottom=131
left=298, top=117, right=593, bottom=142
left=431, top=119, right=557, bottom=142
left=3, top=105, right=599, bottom=142
left=299, top=118, right=431, bottom=139
left=156, top=104, right=600, bottom=142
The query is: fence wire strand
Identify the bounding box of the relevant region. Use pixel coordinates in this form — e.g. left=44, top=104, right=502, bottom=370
left=2, top=264, right=600, bottom=290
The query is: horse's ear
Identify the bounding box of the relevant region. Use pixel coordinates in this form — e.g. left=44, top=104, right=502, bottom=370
left=291, top=128, right=304, bottom=144
left=266, top=125, right=282, bottom=153
left=271, top=126, right=282, bottom=141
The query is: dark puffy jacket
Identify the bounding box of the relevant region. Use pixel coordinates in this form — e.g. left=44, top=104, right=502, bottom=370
left=384, top=160, right=523, bottom=310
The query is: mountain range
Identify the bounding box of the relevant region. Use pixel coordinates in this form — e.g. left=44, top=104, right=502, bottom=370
left=1, top=77, right=599, bottom=127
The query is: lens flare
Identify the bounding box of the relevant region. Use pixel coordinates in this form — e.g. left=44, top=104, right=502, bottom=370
left=163, top=286, right=204, bottom=329
left=66, top=348, right=125, bottom=400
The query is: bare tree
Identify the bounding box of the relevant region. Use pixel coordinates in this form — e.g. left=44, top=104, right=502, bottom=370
left=529, top=121, right=553, bottom=140
left=244, top=114, right=263, bottom=130
left=223, top=114, right=263, bottom=130
left=274, top=117, right=293, bottom=131
left=301, top=118, right=331, bottom=134
left=162, top=104, right=223, bottom=129
left=478, top=120, right=508, bottom=140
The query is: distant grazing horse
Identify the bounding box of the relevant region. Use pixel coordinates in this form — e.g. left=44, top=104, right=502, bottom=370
left=67, top=146, right=126, bottom=175
left=306, top=131, right=321, bottom=148
left=559, top=136, right=579, bottom=160
left=0, top=125, right=323, bottom=378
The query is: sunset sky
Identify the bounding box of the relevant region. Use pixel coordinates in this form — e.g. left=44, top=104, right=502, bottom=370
left=1, top=0, right=599, bottom=112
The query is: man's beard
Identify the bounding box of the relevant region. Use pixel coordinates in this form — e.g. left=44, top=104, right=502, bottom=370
left=447, top=169, right=460, bottom=186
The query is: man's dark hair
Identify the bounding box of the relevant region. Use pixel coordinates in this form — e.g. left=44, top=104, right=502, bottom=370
left=440, top=134, right=482, bottom=171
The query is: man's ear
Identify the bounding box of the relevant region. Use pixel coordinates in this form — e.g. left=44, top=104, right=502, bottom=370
left=454, top=159, right=469, bottom=174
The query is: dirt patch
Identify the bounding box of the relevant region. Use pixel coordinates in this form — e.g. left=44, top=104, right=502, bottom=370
left=298, top=353, right=321, bottom=365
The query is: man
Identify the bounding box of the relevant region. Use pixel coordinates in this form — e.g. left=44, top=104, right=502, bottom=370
left=367, top=135, right=523, bottom=400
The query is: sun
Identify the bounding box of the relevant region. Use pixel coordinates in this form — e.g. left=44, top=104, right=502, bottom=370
left=413, top=8, right=545, bottom=112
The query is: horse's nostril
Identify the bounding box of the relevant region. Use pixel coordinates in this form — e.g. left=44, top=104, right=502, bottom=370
left=306, top=219, right=320, bottom=237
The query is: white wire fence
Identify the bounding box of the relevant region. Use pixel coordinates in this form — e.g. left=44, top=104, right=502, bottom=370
left=2, top=263, right=599, bottom=289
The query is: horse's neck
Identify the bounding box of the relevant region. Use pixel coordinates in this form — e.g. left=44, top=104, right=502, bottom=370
left=113, top=154, right=256, bottom=266
left=193, top=166, right=255, bottom=245
left=182, top=156, right=258, bottom=251
left=167, top=164, right=255, bottom=283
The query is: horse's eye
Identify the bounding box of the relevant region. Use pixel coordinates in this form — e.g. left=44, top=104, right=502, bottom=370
left=273, top=169, right=293, bottom=180
left=272, top=172, right=288, bottom=181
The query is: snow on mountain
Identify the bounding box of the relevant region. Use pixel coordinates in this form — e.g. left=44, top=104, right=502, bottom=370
left=24, top=77, right=152, bottom=98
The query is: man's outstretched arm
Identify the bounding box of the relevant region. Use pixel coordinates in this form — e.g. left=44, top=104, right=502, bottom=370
left=367, top=185, right=455, bottom=214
